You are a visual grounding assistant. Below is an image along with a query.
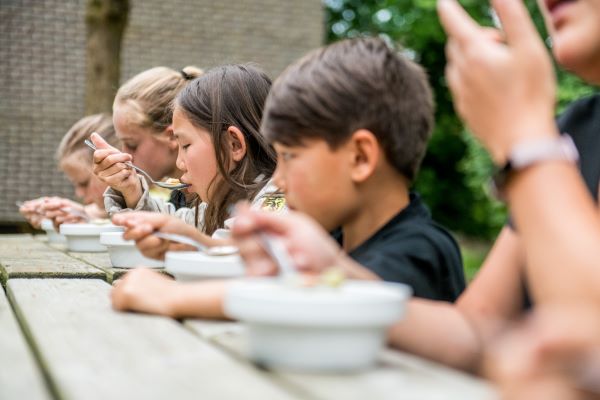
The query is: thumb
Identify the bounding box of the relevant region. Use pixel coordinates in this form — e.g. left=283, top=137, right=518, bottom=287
left=90, top=131, right=116, bottom=150
left=492, top=0, right=542, bottom=51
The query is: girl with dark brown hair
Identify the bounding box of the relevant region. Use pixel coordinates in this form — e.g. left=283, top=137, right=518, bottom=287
left=111, top=64, right=284, bottom=258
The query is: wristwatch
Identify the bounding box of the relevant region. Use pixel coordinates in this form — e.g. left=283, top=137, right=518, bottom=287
left=491, top=134, right=579, bottom=200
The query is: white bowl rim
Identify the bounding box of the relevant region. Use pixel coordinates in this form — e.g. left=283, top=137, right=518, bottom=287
left=60, top=223, right=124, bottom=236
left=100, top=231, right=135, bottom=246
left=227, top=277, right=411, bottom=306
left=165, top=251, right=244, bottom=278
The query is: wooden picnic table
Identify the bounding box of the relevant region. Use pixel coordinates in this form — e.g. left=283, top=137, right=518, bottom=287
left=0, top=234, right=498, bottom=400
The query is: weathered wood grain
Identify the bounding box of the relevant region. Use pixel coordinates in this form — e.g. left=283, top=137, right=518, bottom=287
left=7, top=279, right=302, bottom=400
left=68, top=252, right=171, bottom=283
left=185, top=320, right=498, bottom=400
left=0, top=235, right=105, bottom=283
left=0, top=287, right=51, bottom=400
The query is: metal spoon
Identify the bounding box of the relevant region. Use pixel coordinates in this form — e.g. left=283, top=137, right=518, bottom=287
left=258, top=233, right=297, bottom=278
left=153, top=232, right=238, bottom=256
left=85, top=139, right=190, bottom=190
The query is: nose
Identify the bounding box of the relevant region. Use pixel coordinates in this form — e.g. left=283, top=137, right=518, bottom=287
left=175, top=148, right=186, bottom=172
left=272, top=164, right=285, bottom=193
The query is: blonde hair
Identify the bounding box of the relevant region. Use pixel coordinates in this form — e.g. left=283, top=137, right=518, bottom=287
left=114, top=66, right=203, bottom=133
left=56, top=113, right=117, bottom=162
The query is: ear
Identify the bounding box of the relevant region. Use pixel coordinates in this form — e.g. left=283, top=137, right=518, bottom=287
left=227, top=126, right=247, bottom=162
left=163, top=125, right=178, bottom=151
left=348, top=129, right=379, bottom=183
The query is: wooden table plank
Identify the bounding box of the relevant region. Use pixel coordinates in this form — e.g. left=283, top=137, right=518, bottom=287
left=0, top=286, right=51, bottom=400
left=66, top=251, right=127, bottom=283
left=7, top=279, right=303, bottom=400
left=0, top=235, right=105, bottom=283
left=185, top=320, right=498, bottom=400
left=34, top=233, right=169, bottom=283
left=67, top=252, right=172, bottom=283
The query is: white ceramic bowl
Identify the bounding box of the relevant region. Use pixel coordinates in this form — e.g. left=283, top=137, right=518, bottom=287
left=59, top=223, right=123, bottom=252
left=225, top=278, right=411, bottom=372
left=100, top=232, right=163, bottom=268
left=40, top=219, right=67, bottom=244
left=165, top=251, right=244, bottom=281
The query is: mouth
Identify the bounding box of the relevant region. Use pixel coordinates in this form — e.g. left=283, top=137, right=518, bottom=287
left=179, top=176, right=192, bottom=187
left=545, top=0, right=576, bottom=14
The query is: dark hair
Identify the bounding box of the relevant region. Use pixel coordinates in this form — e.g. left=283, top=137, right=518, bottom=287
left=175, top=64, right=276, bottom=235
left=262, top=37, right=434, bottom=182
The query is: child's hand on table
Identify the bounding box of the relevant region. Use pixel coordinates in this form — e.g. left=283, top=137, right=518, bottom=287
left=41, top=197, right=89, bottom=229
left=19, top=197, right=50, bottom=228
left=111, top=268, right=179, bottom=317
left=112, top=211, right=200, bottom=260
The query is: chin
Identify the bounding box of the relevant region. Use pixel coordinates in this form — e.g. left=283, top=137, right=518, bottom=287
left=554, top=42, right=600, bottom=83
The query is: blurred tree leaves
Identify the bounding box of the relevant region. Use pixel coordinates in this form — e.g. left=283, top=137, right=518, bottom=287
left=324, top=0, right=596, bottom=239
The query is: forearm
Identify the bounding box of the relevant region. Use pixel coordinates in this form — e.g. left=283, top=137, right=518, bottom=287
left=508, top=161, right=600, bottom=306
left=167, top=280, right=231, bottom=320
left=123, top=184, right=144, bottom=209
left=387, top=298, right=482, bottom=372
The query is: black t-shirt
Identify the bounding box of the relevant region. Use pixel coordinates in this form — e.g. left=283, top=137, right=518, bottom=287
left=517, top=93, right=600, bottom=307
left=334, top=193, right=466, bottom=302
left=559, top=94, right=600, bottom=201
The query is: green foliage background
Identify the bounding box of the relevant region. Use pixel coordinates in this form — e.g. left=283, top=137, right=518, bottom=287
left=324, top=0, right=596, bottom=240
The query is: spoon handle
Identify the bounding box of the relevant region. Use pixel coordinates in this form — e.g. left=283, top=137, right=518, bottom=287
left=153, top=232, right=208, bottom=252
left=125, top=162, right=154, bottom=184
left=85, top=139, right=155, bottom=184
left=258, top=233, right=297, bottom=277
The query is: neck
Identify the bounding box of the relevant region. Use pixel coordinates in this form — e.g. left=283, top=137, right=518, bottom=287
left=341, top=171, right=411, bottom=252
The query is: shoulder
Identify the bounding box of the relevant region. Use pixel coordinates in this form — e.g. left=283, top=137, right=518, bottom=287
left=251, top=179, right=287, bottom=213
left=366, top=216, right=461, bottom=262
left=557, top=93, right=600, bottom=132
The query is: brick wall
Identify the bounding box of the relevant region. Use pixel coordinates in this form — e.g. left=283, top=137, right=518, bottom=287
left=0, top=0, right=323, bottom=224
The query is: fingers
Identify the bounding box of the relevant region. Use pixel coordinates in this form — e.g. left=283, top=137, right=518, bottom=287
left=121, top=222, right=154, bottom=241
left=110, top=268, right=175, bottom=315
left=136, top=236, right=170, bottom=260
left=53, top=214, right=85, bottom=229
left=90, top=132, right=117, bottom=151
left=437, top=0, right=481, bottom=44
left=491, top=0, right=540, bottom=50
left=113, top=211, right=168, bottom=228
left=93, top=151, right=133, bottom=176
left=481, top=27, right=504, bottom=44
left=237, top=235, right=279, bottom=276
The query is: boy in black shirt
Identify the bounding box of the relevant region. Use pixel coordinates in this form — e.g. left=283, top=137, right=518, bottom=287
left=234, top=37, right=465, bottom=301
